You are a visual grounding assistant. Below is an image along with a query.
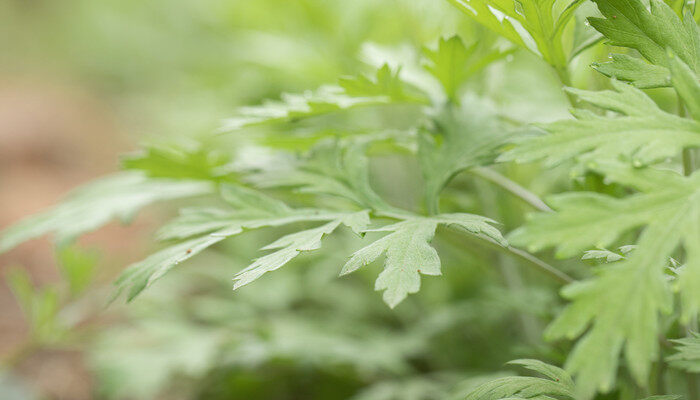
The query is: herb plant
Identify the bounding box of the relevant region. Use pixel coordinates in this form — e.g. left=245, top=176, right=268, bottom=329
left=2, top=0, right=700, bottom=399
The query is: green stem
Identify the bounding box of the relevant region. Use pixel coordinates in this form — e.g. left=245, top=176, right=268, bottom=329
left=474, top=179, right=542, bottom=344
left=680, top=95, right=696, bottom=176
left=378, top=210, right=575, bottom=284
left=683, top=148, right=695, bottom=176
left=470, top=167, right=552, bottom=212
left=554, top=65, right=577, bottom=107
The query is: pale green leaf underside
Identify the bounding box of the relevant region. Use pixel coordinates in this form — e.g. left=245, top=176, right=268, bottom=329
left=341, top=213, right=505, bottom=308
left=0, top=172, right=213, bottom=254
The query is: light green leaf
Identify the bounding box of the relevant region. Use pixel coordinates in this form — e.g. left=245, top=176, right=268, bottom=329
left=589, top=0, right=700, bottom=87
left=341, top=213, right=505, bottom=308
left=592, top=54, right=671, bottom=89
left=423, top=36, right=474, bottom=100
left=499, top=80, right=700, bottom=167
left=581, top=248, right=625, bottom=263
left=445, top=0, right=527, bottom=52
left=464, top=359, right=575, bottom=400
left=419, top=98, right=511, bottom=213
left=114, top=184, right=369, bottom=301
left=667, top=332, right=700, bottom=373
left=122, top=144, right=233, bottom=181
left=233, top=212, right=369, bottom=289
left=510, top=163, right=700, bottom=397
left=7, top=268, right=62, bottom=343
left=0, top=172, right=213, bottom=254
left=252, top=140, right=393, bottom=211
left=445, top=0, right=580, bottom=68
left=58, top=245, right=99, bottom=296
left=669, top=50, right=700, bottom=121
left=219, top=65, right=428, bottom=132
left=422, top=36, right=514, bottom=100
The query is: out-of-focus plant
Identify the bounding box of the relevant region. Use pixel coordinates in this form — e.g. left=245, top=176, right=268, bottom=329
left=2, top=0, right=700, bottom=399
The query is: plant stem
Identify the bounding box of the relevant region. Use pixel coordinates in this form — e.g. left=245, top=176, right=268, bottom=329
left=474, top=179, right=542, bottom=344
left=683, top=148, right=695, bottom=176
left=446, top=227, right=574, bottom=284
left=470, top=167, right=552, bottom=212
left=554, top=65, right=577, bottom=107
left=679, top=95, right=696, bottom=176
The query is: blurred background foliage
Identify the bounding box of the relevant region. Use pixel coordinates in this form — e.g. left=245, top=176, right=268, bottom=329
left=0, top=0, right=659, bottom=399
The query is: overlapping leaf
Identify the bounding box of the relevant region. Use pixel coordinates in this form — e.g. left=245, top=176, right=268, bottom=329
left=667, top=332, right=700, bottom=373
left=251, top=139, right=393, bottom=211
left=445, top=0, right=579, bottom=68
left=510, top=162, right=700, bottom=397
left=113, top=184, right=368, bottom=301
left=589, top=0, right=700, bottom=88
left=419, top=98, right=511, bottom=213
left=219, top=64, right=428, bottom=132
left=499, top=80, right=700, bottom=167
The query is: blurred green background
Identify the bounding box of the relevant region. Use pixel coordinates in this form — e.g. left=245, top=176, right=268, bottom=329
left=0, top=1, right=583, bottom=399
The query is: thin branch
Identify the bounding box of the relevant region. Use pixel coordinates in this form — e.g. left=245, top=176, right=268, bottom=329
left=470, top=167, right=552, bottom=212
left=447, top=226, right=575, bottom=285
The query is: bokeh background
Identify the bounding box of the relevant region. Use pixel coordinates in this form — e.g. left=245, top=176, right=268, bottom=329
left=0, top=1, right=591, bottom=399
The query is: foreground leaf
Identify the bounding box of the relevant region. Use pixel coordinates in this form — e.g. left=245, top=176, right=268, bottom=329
left=589, top=0, right=700, bottom=87
left=341, top=213, right=505, bottom=308
left=0, top=172, right=213, bottom=253
left=511, top=163, right=700, bottom=397
left=464, top=359, right=575, bottom=400
left=114, top=184, right=369, bottom=301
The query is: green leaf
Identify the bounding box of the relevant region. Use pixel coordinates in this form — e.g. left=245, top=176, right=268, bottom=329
left=669, top=50, right=700, bottom=121
left=122, top=144, right=233, bottom=181
left=464, top=359, right=575, bottom=400
left=510, top=162, right=700, bottom=397
left=592, top=54, right=671, bottom=89
left=233, top=211, right=370, bottom=289
left=341, top=213, right=505, bottom=308
left=667, top=332, right=700, bottom=373
left=113, top=184, right=369, bottom=301
left=6, top=268, right=62, bottom=343
left=419, top=98, right=510, bottom=213
left=219, top=64, right=428, bottom=132
left=581, top=248, right=625, bottom=263
left=0, top=172, right=213, bottom=254
left=423, top=36, right=474, bottom=100
left=445, top=0, right=578, bottom=68
left=58, top=245, right=99, bottom=296
left=464, top=359, right=682, bottom=400
left=445, top=0, right=527, bottom=52
left=422, top=36, right=514, bottom=101
left=589, top=0, right=700, bottom=87
left=252, top=139, right=393, bottom=211
left=499, top=80, right=700, bottom=167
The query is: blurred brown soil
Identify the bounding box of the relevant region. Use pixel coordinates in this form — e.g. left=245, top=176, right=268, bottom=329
left=0, top=77, right=151, bottom=399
